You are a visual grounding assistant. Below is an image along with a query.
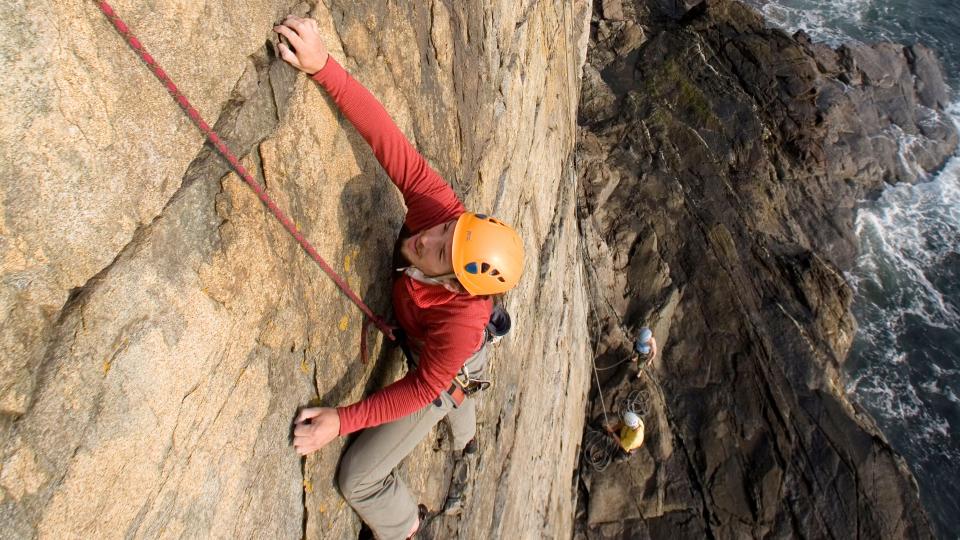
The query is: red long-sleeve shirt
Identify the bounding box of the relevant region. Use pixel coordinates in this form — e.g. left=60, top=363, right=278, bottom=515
left=311, top=58, right=493, bottom=436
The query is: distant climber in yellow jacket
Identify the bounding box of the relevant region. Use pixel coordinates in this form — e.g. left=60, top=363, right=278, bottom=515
left=605, top=411, right=645, bottom=462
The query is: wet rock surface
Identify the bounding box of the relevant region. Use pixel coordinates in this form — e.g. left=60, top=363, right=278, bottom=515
left=1, top=0, right=591, bottom=538
left=575, top=0, right=956, bottom=538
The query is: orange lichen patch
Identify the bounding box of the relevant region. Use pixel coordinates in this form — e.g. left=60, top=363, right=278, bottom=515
left=345, top=247, right=360, bottom=273
left=103, top=337, right=129, bottom=375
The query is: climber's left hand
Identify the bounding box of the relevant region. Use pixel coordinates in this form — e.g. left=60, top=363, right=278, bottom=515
left=273, top=16, right=329, bottom=75
left=293, top=407, right=340, bottom=455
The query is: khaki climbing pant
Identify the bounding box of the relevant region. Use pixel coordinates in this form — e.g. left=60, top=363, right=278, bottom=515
left=337, top=354, right=482, bottom=539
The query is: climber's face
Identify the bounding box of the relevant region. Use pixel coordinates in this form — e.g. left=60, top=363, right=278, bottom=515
left=401, top=219, right=456, bottom=277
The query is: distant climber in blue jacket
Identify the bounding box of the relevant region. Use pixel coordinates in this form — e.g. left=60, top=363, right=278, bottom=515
left=633, top=327, right=658, bottom=378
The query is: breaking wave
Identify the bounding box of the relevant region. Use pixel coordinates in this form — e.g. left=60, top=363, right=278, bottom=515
left=844, top=103, right=960, bottom=533
left=747, top=0, right=960, bottom=535
left=757, top=0, right=874, bottom=45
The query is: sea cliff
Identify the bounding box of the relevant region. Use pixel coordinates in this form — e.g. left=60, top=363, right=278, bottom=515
left=575, top=0, right=957, bottom=537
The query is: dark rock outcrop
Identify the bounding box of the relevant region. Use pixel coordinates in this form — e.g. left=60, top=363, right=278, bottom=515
left=575, top=0, right=957, bottom=538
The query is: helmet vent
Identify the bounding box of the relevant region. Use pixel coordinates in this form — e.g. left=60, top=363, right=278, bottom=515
left=480, top=262, right=491, bottom=274
left=464, top=262, right=479, bottom=274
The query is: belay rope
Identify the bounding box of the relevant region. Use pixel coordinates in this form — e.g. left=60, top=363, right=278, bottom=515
left=583, top=427, right=619, bottom=472
left=582, top=388, right=651, bottom=472
left=578, top=215, right=662, bottom=471
left=93, top=1, right=395, bottom=358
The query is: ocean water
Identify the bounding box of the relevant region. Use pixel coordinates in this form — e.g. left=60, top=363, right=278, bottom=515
left=746, top=0, right=960, bottom=537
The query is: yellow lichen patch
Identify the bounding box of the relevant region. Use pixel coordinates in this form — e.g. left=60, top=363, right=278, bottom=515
left=303, top=478, right=313, bottom=494
left=338, top=315, right=349, bottom=331
left=344, top=254, right=352, bottom=272
left=318, top=504, right=326, bottom=514
left=102, top=360, right=111, bottom=374
left=300, top=356, right=310, bottom=374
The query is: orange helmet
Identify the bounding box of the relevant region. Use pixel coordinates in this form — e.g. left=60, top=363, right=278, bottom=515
left=452, top=213, right=525, bottom=295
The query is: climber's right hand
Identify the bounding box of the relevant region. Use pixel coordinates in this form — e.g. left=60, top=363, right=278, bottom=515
left=273, top=16, right=329, bottom=75
left=292, top=407, right=340, bottom=455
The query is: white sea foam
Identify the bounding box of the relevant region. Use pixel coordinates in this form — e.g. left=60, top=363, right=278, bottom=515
left=932, top=364, right=960, bottom=377
left=925, top=417, right=951, bottom=439
left=750, top=0, right=874, bottom=45
left=847, top=367, right=924, bottom=418
left=848, top=364, right=957, bottom=455
left=850, top=105, right=960, bottom=331
left=757, top=1, right=960, bottom=531
left=845, top=104, right=960, bottom=458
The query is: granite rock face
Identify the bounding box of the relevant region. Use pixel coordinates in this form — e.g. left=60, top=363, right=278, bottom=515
left=0, top=1, right=591, bottom=538
left=575, top=0, right=956, bottom=538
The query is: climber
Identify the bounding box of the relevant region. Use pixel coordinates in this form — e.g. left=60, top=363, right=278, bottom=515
left=633, top=327, right=658, bottom=378
left=274, top=15, right=525, bottom=540
left=605, top=411, right=645, bottom=462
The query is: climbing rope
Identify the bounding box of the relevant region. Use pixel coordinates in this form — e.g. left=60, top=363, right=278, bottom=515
left=580, top=233, right=625, bottom=429
left=582, top=388, right=654, bottom=472
left=588, top=302, right=611, bottom=428
left=93, top=1, right=395, bottom=353
left=614, top=388, right=651, bottom=418
left=578, top=217, right=671, bottom=473
left=582, top=426, right=619, bottom=472
left=591, top=353, right=634, bottom=372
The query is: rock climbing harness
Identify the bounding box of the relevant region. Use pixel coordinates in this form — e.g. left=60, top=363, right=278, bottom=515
left=93, top=1, right=395, bottom=358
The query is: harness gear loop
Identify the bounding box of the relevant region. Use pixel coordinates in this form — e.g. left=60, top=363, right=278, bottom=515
left=94, top=1, right=396, bottom=346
